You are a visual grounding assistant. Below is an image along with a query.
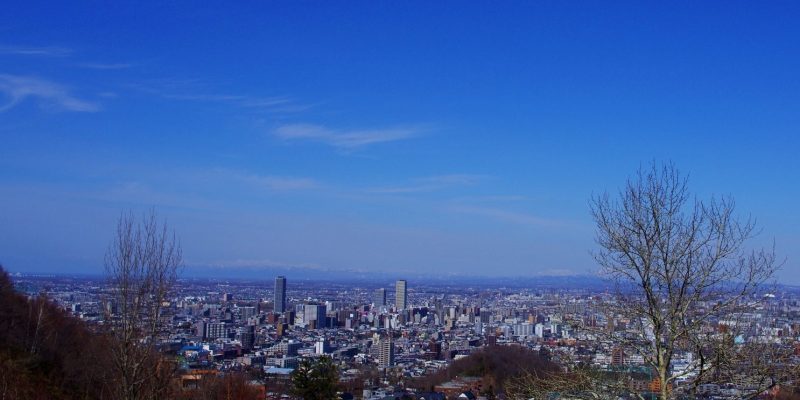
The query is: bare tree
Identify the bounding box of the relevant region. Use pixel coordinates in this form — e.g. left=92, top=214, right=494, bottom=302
left=104, top=210, right=182, bottom=400
left=505, top=366, right=632, bottom=400
left=585, top=162, right=781, bottom=399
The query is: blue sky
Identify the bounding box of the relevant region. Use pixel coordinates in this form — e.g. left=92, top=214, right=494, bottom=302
left=1, top=1, right=798, bottom=281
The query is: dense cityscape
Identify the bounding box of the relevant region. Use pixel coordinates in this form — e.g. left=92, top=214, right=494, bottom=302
left=3, top=2, right=799, bottom=400
left=10, top=271, right=800, bottom=399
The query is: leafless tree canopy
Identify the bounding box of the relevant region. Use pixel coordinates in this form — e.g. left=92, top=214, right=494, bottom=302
left=104, top=210, right=182, bottom=400
left=587, top=162, right=780, bottom=399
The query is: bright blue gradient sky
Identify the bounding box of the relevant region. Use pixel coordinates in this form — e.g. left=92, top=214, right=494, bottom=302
left=1, top=2, right=798, bottom=281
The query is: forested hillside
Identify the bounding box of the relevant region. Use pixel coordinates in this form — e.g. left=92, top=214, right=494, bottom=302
left=0, top=266, right=111, bottom=399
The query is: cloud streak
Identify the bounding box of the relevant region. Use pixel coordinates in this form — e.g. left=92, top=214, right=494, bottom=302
left=449, top=205, right=560, bottom=227
left=0, top=45, right=72, bottom=57
left=210, top=169, right=320, bottom=191
left=369, top=174, right=485, bottom=193
left=162, top=93, right=286, bottom=105
left=76, top=62, right=132, bottom=70
left=273, top=123, right=422, bottom=150
left=0, top=74, right=99, bottom=112
left=129, top=80, right=308, bottom=113
left=238, top=174, right=319, bottom=191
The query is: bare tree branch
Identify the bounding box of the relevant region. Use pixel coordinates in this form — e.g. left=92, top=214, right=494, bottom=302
left=104, top=210, right=182, bottom=400
left=532, top=162, right=788, bottom=400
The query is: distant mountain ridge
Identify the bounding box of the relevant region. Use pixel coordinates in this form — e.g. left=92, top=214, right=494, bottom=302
left=168, top=264, right=609, bottom=288
left=14, top=263, right=608, bottom=288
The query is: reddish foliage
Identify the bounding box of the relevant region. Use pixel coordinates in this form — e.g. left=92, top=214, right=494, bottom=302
left=0, top=266, right=113, bottom=399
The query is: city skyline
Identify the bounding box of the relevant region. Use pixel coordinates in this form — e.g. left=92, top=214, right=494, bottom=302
left=1, top=2, right=799, bottom=282
left=10, top=267, right=796, bottom=399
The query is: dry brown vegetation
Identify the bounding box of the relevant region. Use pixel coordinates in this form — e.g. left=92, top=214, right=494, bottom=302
left=0, top=266, right=267, bottom=400
left=0, top=265, right=112, bottom=399
left=408, top=344, right=559, bottom=396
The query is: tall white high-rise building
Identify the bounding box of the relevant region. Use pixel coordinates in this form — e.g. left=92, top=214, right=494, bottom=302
left=315, top=338, right=329, bottom=354
left=395, top=280, right=407, bottom=310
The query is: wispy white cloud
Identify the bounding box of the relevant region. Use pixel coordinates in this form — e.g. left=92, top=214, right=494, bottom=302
left=449, top=205, right=560, bottom=227
left=99, top=181, right=213, bottom=210
left=169, top=94, right=306, bottom=112
left=161, top=93, right=261, bottom=102
left=419, top=175, right=484, bottom=185
left=452, top=195, right=528, bottom=202
left=238, top=174, right=319, bottom=191
left=129, top=79, right=307, bottom=113
left=210, top=169, right=320, bottom=191
left=76, top=62, right=132, bottom=70
left=273, top=123, right=422, bottom=150
left=0, top=74, right=99, bottom=112
left=0, top=45, right=72, bottom=57
left=369, top=174, right=485, bottom=193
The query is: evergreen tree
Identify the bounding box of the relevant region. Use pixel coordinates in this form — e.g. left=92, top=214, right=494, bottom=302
left=290, top=356, right=338, bottom=400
